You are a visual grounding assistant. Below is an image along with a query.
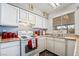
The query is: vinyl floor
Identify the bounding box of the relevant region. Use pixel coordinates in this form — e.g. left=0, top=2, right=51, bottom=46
left=39, top=50, right=58, bottom=56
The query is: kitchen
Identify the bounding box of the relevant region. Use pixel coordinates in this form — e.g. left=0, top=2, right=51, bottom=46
left=0, top=3, right=79, bottom=56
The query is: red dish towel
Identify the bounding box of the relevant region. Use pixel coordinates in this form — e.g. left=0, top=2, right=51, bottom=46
left=35, top=38, right=38, bottom=48
left=28, top=39, right=32, bottom=49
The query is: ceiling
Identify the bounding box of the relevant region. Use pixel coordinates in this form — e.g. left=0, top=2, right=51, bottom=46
left=33, top=3, right=73, bottom=14
left=11, top=3, right=74, bottom=15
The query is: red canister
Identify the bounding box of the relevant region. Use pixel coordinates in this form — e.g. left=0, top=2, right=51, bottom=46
left=7, top=32, right=12, bottom=38
left=2, top=32, right=8, bottom=39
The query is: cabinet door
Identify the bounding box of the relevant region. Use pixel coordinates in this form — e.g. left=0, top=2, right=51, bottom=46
left=42, top=18, right=47, bottom=29
left=35, top=16, right=43, bottom=28
left=38, top=37, right=45, bottom=52
left=19, top=9, right=28, bottom=21
left=0, top=41, right=20, bottom=56
left=54, top=39, right=65, bottom=56
left=46, top=38, right=54, bottom=53
left=45, top=19, right=48, bottom=28
left=40, top=17, right=43, bottom=28
left=75, top=9, right=79, bottom=35
left=34, top=15, right=39, bottom=28
left=1, top=45, right=20, bottom=56
left=74, top=41, right=79, bottom=56
left=67, top=40, right=75, bottom=56
left=29, top=12, right=36, bottom=25
left=1, top=4, right=18, bottom=26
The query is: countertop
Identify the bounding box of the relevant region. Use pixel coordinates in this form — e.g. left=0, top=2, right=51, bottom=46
left=0, top=34, right=79, bottom=43
left=0, top=37, right=20, bottom=43
left=44, top=34, right=79, bottom=41
left=64, top=36, right=76, bottom=41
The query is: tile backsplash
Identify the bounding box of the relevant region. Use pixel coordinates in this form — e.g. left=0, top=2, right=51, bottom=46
left=0, top=26, right=18, bottom=35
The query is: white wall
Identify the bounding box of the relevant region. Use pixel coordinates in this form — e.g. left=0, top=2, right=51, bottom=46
left=47, top=4, right=77, bottom=33
left=49, top=4, right=76, bottom=19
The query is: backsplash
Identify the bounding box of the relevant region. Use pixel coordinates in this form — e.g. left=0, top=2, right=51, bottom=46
left=0, top=26, right=18, bottom=35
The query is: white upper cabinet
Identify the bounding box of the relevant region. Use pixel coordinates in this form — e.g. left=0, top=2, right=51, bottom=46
left=42, top=18, right=47, bottom=29
left=19, top=9, right=28, bottom=21
left=39, top=16, right=43, bottom=28
left=0, top=4, right=19, bottom=26
left=34, top=15, right=48, bottom=29
left=28, top=12, right=36, bottom=25
left=75, top=9, right=79, bottom=35
left=35, top=15, right=43, bottom=28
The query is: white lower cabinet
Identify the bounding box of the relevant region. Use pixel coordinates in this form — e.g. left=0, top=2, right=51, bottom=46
left=1, top=45, right=20, bottom=56
left=66, top=40, right=75, bottom=56
left=46, top=37, right=54, bottom=53
left=54, top=38, right=66, bottom=56
left=38, top=37, right=45, bottom=52
left=46, top=37, right=76, bottom=56
left=0, top=41, right=20, bottom=56
left=0, top=38, right=76, bottom=56
left=46, top=38, right=66, bottom=56
left=74, top=41, right=79, bottom=56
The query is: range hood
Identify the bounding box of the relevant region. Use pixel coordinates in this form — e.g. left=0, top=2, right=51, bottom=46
left=18, top=20, right=33, bottom=31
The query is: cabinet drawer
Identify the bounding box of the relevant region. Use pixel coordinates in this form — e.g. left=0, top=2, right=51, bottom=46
left=54, top=38, right=65, bottom=42
left=46, top=37, right=53, bottom=40
left=1, top=41, right=20, bottom=48
left=67, top=40, right=75, bottom=45
left=1, top=45, right=20, bottom=56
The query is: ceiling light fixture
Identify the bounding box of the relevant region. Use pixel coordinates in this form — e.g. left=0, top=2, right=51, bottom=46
left=50, top=3, right=60, bottom=8
left=50, top=3, right=56, bottom=8
left=55, top=3, right=60, bottom=6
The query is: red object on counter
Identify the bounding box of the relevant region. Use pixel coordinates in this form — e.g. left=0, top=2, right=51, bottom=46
left=12, top=33, right=19, bottom=38
left=7, top=32, right=12, bottom=38
left=15, top=35, right=19, bottom=38
left=2, top=32, right=19, bottom=39
left=12, top=33, right=15, bottom=38
left=28, top=39, right=32, bottom=49
left=2, top=32, right=8, bottom=39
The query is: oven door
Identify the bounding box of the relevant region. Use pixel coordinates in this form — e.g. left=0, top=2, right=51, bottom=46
left=21, top=40, right=28, bottom=56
